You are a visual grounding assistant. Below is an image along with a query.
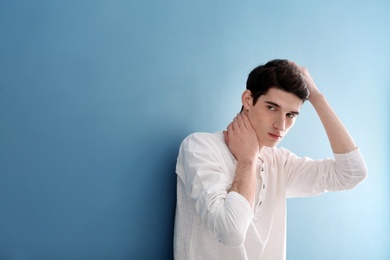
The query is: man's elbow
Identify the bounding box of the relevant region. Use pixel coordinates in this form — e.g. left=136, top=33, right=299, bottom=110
left=205, top=191, right=253, bottom=248
left=343, top=167, right=368, bottom=190
left=216, top=228, right=246, bottom=247
left=214, top=212, right=248, bottom=247
left=353, top=168, right=368, bottom=187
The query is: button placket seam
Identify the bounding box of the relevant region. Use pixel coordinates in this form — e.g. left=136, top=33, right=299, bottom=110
left=258, top=163, right=266, bottom=206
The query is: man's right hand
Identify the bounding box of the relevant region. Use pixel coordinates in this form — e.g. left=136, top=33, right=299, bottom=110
left=223, top=112, right=259, bottom=162
left=224, top=112, right=259, bottom=207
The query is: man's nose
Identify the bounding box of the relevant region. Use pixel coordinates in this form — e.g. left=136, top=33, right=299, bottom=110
left=273, top=117, right=286, bottom=131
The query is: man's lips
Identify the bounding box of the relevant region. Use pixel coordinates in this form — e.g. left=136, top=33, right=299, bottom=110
left=268, top=133, right=283, bottom=139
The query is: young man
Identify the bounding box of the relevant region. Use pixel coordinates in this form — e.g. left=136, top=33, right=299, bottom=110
left=173, top=59, right=367, bottom=259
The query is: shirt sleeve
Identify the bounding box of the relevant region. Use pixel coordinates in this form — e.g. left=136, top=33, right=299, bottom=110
left=284, top=148, right=368, bottom=198
left=176, top=133, right=254, bottom=247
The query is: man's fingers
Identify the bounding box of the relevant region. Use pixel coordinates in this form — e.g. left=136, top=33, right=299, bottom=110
left=223, top=130, right=229, bottom=145
left=236, top=114, right=244, bottom=128
left=228, top=113, right=253, bottom=134
left=227, top=122, right=233, bottom=132
left=232, top=115, right=241, bottom=130
left=240, top=112, right=255, bottom=130
left=235, top=113, right=251, bottom=130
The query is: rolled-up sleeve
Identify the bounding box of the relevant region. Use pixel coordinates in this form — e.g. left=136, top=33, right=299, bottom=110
left=285, top=148, right=368, bottom=198
left=213, top=192, right=254, bottom=246
left=177, top=133, right=254, bottom=247
left=332, top=148, right=368, bottom=189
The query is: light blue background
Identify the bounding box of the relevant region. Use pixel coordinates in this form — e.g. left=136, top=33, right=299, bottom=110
left=0, top=1, right=389, bottom=259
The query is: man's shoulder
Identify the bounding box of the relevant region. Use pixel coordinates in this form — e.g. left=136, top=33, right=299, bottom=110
left=183, top=131, right=224, bottom=144
left=179, top=131, right=226, bottom=153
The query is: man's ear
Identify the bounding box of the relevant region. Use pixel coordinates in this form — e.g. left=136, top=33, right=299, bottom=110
left=241, top=90, right=253, bottom=111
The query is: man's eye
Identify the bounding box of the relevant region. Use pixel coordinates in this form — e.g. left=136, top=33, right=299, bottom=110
left=287, top=113, right=297, bottom=118
left=268, top=106, right=276, bottom=111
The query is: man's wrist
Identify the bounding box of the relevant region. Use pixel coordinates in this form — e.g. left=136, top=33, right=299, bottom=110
left=236, top=156, right=257, bottom=166
left=309, top=91, right=325, bottom=103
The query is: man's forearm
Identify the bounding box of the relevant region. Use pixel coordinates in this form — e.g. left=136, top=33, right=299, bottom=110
left=229, top=158, right=257, bottom=207
left=310, top=93, right=357, bottom=154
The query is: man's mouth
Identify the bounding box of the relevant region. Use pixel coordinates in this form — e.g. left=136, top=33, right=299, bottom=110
left=268, top=133, right=282, bottom=140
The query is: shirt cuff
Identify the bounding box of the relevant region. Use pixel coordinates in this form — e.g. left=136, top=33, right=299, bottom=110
left=226, top=191, right=254, bottom=219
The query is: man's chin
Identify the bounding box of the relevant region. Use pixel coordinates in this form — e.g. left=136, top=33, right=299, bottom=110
left=258, top=136, right=283, bottom=148
left=263, top=139, right=281, bottom=148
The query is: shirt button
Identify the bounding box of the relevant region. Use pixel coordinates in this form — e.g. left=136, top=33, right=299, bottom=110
left=261, top=167, right=264, bottom=172
left=259, top=201, right=262, bottom=206
left=263, top=184, right=266, bottom=189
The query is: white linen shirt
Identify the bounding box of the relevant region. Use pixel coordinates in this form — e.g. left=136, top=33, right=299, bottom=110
left=174, top=132, right=367, bottom=260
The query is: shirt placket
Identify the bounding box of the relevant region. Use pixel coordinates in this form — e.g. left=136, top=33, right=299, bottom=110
left=254, top=159, right=267, bottom=218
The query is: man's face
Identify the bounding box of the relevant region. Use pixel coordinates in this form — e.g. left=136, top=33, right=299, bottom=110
left=242, top=88, right=303, bottom=148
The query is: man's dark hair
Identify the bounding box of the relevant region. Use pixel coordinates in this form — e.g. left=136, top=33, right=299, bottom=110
left=246, top=59, right=309, bottom=105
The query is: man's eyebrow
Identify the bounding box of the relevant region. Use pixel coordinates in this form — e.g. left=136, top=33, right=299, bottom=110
left=265, top=101, right=281, bottom=108
left=265, top=101, right=300, bottom=115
